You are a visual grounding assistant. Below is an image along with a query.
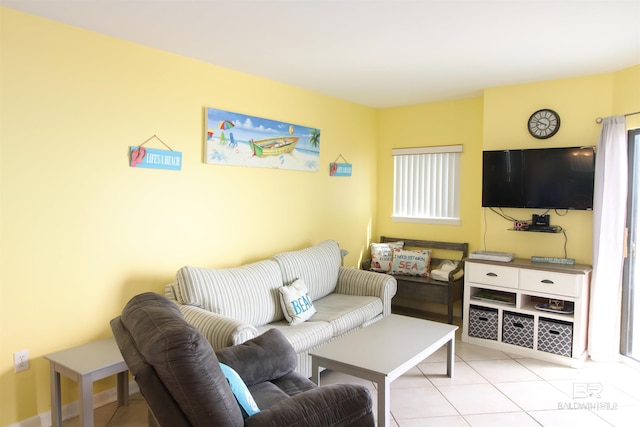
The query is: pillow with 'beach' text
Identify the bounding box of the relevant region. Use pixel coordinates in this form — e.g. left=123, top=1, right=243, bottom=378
left=278, top=278, right=316, bottom=325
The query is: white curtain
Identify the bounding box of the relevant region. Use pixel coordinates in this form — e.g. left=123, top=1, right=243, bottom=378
left=589, top=116, right=628, bottom=361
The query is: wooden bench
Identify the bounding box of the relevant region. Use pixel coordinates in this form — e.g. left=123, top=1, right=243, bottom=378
left=362, top=236, right=468, bottom=324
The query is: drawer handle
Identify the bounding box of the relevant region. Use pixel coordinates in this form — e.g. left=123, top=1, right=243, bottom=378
left=478, top=316, right=488, bottom=321
left=549, top=330, right=560, bottom=335
left=512, top=322, right=524, bottom=328
left=486, top=272, right=498, bottom=277
left=541, top=279, right=554, bottom=284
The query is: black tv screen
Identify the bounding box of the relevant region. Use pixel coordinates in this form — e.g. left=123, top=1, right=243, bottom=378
left=482, top=146, right=596, bottom=210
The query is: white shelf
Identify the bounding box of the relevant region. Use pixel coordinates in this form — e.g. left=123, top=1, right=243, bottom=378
left=519, top=295, right=576, bottom=320
left=462, top=258, right=591, bottom=367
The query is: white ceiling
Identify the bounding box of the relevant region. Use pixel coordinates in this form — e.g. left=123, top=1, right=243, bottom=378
left=3, top=0, right=640, bottom=108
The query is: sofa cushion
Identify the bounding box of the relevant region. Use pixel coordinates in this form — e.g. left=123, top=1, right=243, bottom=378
left=247, top=372, right=317, bottom=410
left=311, top=293, right=383, bottom=336
left=278, top=279, right=317, bottom=326
left=247, top=381, right=292, bottom=411
left=272, top=240, right=341, bottom=301
left=256, top=321, right=333, bottom=353
left=215, top=328, right=297, bottom=387
left=176, top=260, right=284, bottom=326
left=244, top=384, right=374, bottom=427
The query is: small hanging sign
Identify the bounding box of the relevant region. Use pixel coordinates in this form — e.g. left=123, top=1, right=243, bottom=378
left=329, top=154, right=352, bottom=177
left=130, top=135, right=182, bottom=171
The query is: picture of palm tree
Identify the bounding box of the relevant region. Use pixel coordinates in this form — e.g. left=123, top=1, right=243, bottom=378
left=309, top=128, right=320, bottom=149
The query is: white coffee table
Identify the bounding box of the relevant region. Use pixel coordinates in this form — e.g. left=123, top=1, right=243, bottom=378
left=310, top=314, right=457, bottom=427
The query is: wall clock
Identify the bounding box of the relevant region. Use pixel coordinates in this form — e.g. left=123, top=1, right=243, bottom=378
left=528, top=109, right=560, bottom=139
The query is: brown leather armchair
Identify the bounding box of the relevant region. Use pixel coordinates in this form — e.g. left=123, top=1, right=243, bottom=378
left=110, top=292, right=374, bottom=427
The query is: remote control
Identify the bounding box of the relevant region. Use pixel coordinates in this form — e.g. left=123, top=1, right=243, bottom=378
left=531, top=256, right=575, bottom=265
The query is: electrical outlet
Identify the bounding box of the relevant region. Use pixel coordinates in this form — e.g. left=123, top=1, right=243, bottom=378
left=14, top=350, right=29, bottom=373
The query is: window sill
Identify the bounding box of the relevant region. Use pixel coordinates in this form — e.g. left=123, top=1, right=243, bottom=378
left=392, top=216, right=461, bottom=226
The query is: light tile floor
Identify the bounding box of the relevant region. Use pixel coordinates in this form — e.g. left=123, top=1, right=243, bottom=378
left=68, top=320, right=640, bottom=427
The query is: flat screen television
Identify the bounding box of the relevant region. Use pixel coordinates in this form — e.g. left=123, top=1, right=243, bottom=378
left=482, top=146, right=596, bottom=210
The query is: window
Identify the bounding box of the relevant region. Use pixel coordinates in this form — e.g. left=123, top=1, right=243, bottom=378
left=392, top=145, right=462, bottom=225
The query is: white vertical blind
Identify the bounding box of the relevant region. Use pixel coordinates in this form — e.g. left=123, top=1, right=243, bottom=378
left=392, top=145, right=461, bottom=225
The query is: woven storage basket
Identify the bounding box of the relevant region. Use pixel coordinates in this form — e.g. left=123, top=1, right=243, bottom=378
left=468, top=305, right=499, bottom=341
left=538, top=317, right=573, bottom=357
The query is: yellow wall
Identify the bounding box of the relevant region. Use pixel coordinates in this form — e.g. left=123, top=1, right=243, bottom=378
left=376, top=98, right=484, bottom=249
left=478, top=74, right=610, bottom=263
left=0, top=8, right=378, bottom=425
left=478, top=68, right=639, bottom=263
left=377, top=67, right=639, bottom=265
left=375, top=68, right=639, bottom=264
left=613, top=65, right=640, bottom=129
left=2, top=6, right=639, bottom=426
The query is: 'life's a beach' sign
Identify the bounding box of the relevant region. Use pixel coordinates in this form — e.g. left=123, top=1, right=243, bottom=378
left=130, top=146, right=182, bottom=171
left=329, top=162, right=352, bottom=177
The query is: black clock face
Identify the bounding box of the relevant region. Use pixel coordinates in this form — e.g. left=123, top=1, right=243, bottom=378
left=528, top=109, right=560, bottom=139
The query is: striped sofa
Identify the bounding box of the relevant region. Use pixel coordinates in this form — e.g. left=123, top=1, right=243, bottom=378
left=165, top=240, right=397, bottom=377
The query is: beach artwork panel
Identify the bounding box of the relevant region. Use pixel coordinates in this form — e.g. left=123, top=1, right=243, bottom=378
left=205, top=107, right=320, bottom=172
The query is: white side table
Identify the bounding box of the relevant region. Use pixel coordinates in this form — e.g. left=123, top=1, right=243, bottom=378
left=44, top=337, right=129, bottom=427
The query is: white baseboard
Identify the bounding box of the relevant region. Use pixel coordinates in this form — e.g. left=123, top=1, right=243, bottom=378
left=8, top=381, right=140, bottom=427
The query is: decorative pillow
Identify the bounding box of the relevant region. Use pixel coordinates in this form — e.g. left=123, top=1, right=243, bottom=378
left=370, top=241, right=404, bottom=272
left=278, top=278, right=316, bottom=325
left=219, top=363, right=261, bottom=419
left=390, top=248, right=432, bottom=277
left=431, top=260, right=462, bottom=282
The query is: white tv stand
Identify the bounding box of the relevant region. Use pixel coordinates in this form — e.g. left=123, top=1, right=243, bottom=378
left=462, top=258, right=591, bottom=368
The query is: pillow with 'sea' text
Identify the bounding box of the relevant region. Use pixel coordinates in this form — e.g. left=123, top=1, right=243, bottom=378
left=390, top=248, right=432, bottom=277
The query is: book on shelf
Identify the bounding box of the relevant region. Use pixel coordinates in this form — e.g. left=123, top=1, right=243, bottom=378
left=471, top=290, right=516, bottom=305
